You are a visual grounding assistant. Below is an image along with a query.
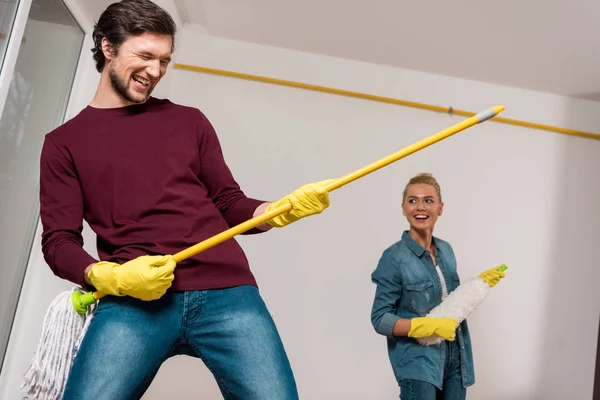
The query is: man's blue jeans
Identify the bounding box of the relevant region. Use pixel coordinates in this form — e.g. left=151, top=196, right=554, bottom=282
left=399, top=339, right=466, bottom=400
left=62, top=285, right=298, bottom=399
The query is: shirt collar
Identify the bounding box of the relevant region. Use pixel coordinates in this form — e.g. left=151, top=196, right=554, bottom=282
left=402, top=230, right=442, bottom=258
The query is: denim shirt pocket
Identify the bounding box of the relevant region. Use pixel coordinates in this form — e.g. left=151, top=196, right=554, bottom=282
left=404, top=280, right=435, bottom=316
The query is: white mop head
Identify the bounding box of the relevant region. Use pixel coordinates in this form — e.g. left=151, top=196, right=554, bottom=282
left=417, top=276, right=491, bottom=346
left=21, top=288, right=95, bottom=400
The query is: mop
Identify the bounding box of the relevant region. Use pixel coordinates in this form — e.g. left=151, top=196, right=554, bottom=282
left=20, top=288, right=95, bottom=399
left=416, top=264, right=508, bottom=346
left=21, top=105, right=505, bottom=400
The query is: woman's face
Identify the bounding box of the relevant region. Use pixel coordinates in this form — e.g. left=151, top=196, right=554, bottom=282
left=402, top=183, right=443, bottom=232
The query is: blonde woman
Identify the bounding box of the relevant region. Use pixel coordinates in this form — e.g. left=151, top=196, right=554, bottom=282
left=370, top=173, right=503, bottom=399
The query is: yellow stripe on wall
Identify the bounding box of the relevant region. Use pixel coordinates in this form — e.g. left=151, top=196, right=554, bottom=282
left=174, top=63, right=600, bottom=141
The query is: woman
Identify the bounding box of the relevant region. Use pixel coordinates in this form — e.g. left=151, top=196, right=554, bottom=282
left=370, top=173, right=503, bottom=399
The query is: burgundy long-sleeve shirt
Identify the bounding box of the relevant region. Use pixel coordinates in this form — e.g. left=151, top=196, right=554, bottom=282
left=39, top=97, right=266, bottom=291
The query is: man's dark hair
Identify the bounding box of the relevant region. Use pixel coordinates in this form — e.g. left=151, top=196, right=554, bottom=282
left=91, top=0, right=177, bottom=72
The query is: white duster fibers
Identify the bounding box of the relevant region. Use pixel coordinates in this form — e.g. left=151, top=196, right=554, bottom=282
left=417, top=271, right=502, bottom=346
left=21, top=288, right=95, bottom=400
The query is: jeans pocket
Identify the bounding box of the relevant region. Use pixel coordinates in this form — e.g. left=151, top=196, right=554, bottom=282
left=405, top=280, right=434, bottom=316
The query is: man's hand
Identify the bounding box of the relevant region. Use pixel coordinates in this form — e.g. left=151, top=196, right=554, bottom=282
left=408, top=317, right=459, bottom=341
left=266, top=179, right=334, bottom=228
left=87, top=255, right=176, bottom=301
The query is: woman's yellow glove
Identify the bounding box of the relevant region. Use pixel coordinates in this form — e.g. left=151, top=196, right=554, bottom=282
left=408, top=317, right=459, bottom=341
left=88, top=255, right=176, bottom=301
left=478, top=265, right=507, bottom=288
left=266, top=179, right=334, bottom=227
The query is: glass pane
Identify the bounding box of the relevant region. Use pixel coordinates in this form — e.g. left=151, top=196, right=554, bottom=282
left=0, top=0, right=84, bottom=367
left=0, top=0, right=21, bottom=71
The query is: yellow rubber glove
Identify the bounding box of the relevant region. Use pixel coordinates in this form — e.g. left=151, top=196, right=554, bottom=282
left=88, top=255, right=176, bottom=301
left=478, top=265, right=507, bottom=288
left=266, top=179, right=334, bottom=228
left=408, top=317, right=459, bottom=341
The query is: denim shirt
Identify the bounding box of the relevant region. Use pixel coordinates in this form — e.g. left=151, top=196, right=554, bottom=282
left=370, top=231, right=475, bottom=389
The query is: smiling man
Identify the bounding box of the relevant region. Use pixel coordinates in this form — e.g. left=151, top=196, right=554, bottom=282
left=38, top=0, right=332, bottom=399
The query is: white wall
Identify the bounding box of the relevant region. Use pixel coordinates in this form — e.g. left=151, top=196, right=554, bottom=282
left=2, top=21, right=600, bottom=400
left=145, top=26, right=600, bottom=400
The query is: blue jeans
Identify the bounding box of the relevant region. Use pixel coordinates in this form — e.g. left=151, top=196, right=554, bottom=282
left=399, top=340, right=466, bottom=400
left=62, top=285, right=298, bottom=399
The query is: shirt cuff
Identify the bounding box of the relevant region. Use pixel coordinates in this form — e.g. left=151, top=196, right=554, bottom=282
left=378, top=312, right=400, bottom=337
left=222, top=197, right=268, bottom=234
left=49, top=241, right=98, bottom=287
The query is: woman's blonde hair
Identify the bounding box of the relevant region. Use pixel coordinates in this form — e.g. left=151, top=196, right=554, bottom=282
left=402, top=173, right=442, bottom=202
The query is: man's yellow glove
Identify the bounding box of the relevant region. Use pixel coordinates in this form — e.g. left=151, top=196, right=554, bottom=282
left=266, top=179, right=334, bottom=228
left=88, top=255, right=176, bottom=301
left=478, top=265, right=507, bottom=288
left=408, top=317, right=459, bottom=341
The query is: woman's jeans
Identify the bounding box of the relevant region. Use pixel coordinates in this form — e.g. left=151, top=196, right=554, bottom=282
left=399, top=339, right=466, bottom=400
left=62, top=285, right=298, bottom=400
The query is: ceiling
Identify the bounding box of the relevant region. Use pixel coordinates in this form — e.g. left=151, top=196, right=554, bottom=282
left=75, top=0, right=600, bottom=101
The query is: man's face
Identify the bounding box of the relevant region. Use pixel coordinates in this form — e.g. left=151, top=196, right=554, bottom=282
left=104, top=32, right=173, bottom=104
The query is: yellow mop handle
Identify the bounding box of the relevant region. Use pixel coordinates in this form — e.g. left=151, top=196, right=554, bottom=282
left=80, top=105, right=505, bottom=308
left=175, top=105, right=504, bottom=260
left=325, top=105, right=505, bottom=192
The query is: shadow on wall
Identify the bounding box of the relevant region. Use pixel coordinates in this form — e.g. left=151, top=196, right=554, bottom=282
left=535, top=98, right=600, bottom=400
left=573, top=93, right=600, bottom=102
left=596, top=317, right=600, bottom=400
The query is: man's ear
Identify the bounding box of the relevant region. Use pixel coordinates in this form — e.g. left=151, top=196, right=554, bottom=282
left=101, top=37, right=115, bottom=61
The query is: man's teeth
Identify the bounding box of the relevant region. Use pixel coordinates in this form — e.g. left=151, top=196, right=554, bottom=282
left=133, top=76, right=150, bottom=86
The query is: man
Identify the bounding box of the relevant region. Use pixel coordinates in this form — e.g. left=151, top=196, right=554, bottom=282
left=39, top=0, right=330, bottom=398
